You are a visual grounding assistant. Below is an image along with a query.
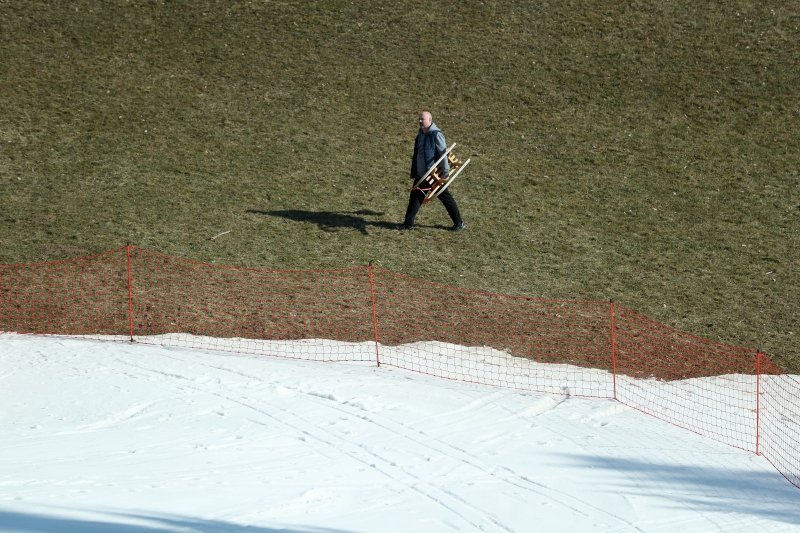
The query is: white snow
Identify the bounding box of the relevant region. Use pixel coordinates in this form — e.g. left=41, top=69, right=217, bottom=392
left=1, top=333, right=798, bottom=532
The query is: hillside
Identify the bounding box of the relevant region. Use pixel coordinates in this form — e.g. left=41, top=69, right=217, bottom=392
left=1, top=1, right=797, bottom=370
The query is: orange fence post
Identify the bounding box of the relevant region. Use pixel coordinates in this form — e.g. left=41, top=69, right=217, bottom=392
left=609, top=300, right=618, bottom=401
left=126, top=244, right=134, bottom=342
left=756, top=350, right=762, bottom=455
left=368, top=263, right=380, bottom=367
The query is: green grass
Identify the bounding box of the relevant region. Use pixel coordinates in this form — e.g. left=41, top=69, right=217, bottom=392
left=1, top=1, right=798, bottom=370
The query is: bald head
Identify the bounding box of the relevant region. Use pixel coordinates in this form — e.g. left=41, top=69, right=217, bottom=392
left=418, top=111, right=433, bottom=132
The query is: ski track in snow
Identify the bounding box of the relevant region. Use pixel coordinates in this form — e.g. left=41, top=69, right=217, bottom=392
left=119, top=354, right=516, bottom=531
left=115, top=348, right=720, bottom=532
left=167, top=353, right=647, bottom=532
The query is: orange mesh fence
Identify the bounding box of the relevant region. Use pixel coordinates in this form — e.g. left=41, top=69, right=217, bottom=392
left=0, top=245, right=797, bottom=489
left=0, top=247, right=130, bottom=337
left=127, top=247, right=377, bottom=362
left=370, top=267, right=614, bottom=398
left=613, top=304, right=766, bottom=451
left=759, top=373, right=800, bottom=489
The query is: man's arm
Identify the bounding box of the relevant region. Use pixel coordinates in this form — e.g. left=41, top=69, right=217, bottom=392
left=435, top=131, right=450, bottom=176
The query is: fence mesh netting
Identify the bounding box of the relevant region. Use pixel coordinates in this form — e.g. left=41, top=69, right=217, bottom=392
left=128, top=248, right=377, bottom=362
left=0, top=246, right=797, bottom=489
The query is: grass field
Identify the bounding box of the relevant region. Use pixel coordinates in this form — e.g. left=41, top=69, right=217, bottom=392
left=1, top=1, right=797, bottom=371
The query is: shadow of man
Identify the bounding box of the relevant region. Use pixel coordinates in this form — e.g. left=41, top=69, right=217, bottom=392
left=247, top=209, right=397, bottom=235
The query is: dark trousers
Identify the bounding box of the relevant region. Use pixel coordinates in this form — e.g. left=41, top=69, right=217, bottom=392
left=404, top=187, right=462, bottom=227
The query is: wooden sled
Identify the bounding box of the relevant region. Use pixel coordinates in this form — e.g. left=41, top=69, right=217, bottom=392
left=411, top=143, right=471, bottom=204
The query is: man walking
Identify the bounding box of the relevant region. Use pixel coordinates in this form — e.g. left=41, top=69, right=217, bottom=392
left=401, top=111, right=465, bottom=231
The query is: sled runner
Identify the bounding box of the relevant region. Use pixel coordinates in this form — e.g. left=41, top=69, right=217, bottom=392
left=411, top=143, right=471, bottom=204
